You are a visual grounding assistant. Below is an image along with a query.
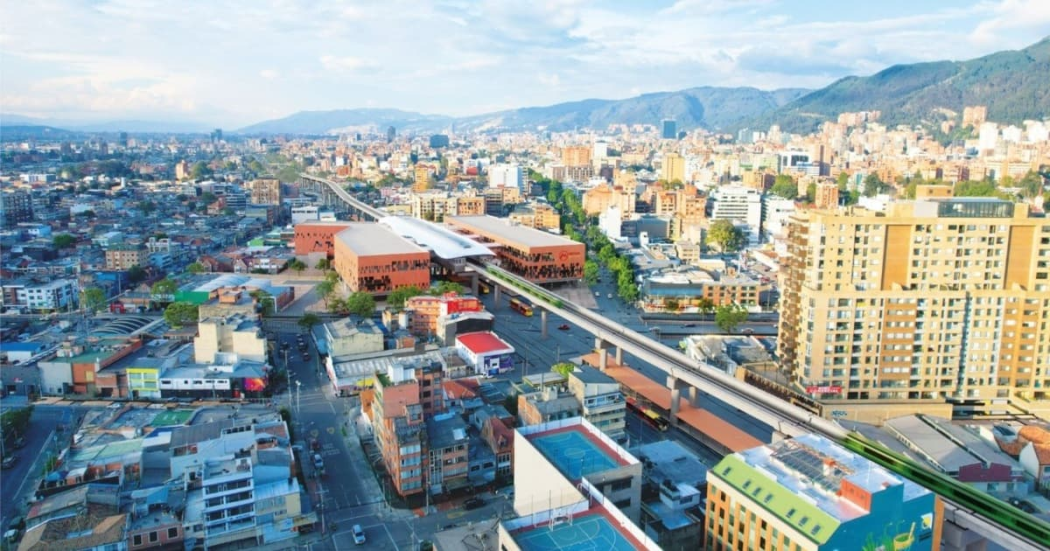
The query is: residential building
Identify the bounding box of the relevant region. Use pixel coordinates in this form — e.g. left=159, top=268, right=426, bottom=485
left=371, top=367, right=426, bottom=497
left=248, top=178, right=282, bottom=205
left=320, top=317, right=385, bottom=357
left=17, top=279, right=78, bottom=312
left=662, top=152, right=686, bottom=182
left=706, top=434, right=939, bottom=551
left=2, top=190, right=34, bottom=226
left=446, top=215, right=585, bottom=283
left=403, top=293, right=484, bottom=337
left=332, top=223, right=431, bottom=294
left=413, top=165, right=432, bottom=192
left=489, top=164, right=524, bottom=192
left=710, top=186, right=763, bottom=244
left=562, top=145, right=592, bottom=167
left=410, top=192, right=485, bottom=221
left=662, top=119, right=677, bottom=140
left=518, top=387, right=582, bottom=427
left=105, top=246, right=148, bottom=271
left=583, top=183, right=635, bottom=217
left=426, top=413, right=471, bottom=495
left=566, top=365, right=626, bottom=442
left=814, top=181, right=839, bottom=209
left=508, top=202, right=561, bottom=230
left=194, top=313, right=267, bottom=364
left=777, top=199, right=1050, bottom=415
left=635, top=441, right=708, bottom=551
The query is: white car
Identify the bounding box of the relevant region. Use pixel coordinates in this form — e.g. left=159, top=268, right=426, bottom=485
left=352, top=524, right=366, bottom=545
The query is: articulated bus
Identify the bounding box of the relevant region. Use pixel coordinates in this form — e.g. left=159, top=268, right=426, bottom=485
left=626, top=397, right=669, bottom=431
left=509, top=297, right=534, bottom=317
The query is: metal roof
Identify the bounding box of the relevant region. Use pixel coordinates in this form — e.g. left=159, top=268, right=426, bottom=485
left=379, top=216, right=494, bottom=259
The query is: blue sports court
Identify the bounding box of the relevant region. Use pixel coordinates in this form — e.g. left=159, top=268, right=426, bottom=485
left=530, top=430, right=620, bottom=479
left=513, top=514, right=639, bottom=551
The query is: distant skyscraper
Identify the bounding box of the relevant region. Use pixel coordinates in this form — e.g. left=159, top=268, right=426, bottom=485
left=429, top=134, right=450, bottom=148
left=386, top=126, right=397, bottom=142
left=211, top=128, right=223, bottom=142
left=661, top=119, right=677, bottom=139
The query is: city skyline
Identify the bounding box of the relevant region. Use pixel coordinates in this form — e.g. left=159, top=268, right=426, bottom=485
left=2, top=0, right=1049, bottom=127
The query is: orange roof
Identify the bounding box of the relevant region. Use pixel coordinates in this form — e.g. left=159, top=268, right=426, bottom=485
left=598, top=361, right=762, bottom=453
left=1034, top=444, right=1050, bottom=466
left=1018, top=425, right=1050, bottom=445
left=442, top=379, right=478, bottom=400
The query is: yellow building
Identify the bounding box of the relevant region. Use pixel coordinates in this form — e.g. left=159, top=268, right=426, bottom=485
left=662, top=152, right=686, bottom=183
left=127, top=367, right=160, bottom=400
left=413, top=165, right=432, bottom=192
left=508, top=202, right=561, bottom=230
left=561, top=145, right=592, bottom=167
left=105, top=246, right=148, bottom=270
left=582, top=183, right=635, bottom=217
left=778, top=199, right=1050, bottom=409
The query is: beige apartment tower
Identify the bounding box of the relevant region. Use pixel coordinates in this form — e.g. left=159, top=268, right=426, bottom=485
left=778, top=199, right=1050, bottom=412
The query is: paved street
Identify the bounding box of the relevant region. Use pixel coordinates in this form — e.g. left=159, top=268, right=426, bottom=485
left=0, top=402, right=90, bottom=534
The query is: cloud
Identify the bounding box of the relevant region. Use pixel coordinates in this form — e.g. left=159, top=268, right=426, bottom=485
left=259, top=69, right=279, bottom=80
left=319, top=55, right=379, bottom=73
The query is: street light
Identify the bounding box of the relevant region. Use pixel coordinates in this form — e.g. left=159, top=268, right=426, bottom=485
left=295, top=380, right=301, bottom=414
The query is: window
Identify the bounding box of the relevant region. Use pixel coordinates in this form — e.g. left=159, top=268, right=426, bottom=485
left=133, top=535, right=143, bottom=546
left=168, top=527, right=178, bottom=538
left=149, top=531, right=159, bottom=543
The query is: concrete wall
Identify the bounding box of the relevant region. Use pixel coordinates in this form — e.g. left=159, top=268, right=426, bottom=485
left=512, top=427, right=586, bottom=517
left=823, top=401, right=954, bottom=426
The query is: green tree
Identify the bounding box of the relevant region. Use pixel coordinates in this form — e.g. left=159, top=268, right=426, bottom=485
left=127, top=265, right=147, bottom=284
left=190, top=161, right=212, bottom=180
left=714, top=304, right=748, bottom=333
left=200, top=192, right=217, bottom=205
left=1017, top=170, right=1044, bottom=199
left=706, top=219, right=747, bottom=253
left=346, top=292, right=377, bottom=317
left=805, top=182, right=817, bottom=203
left=954, top=179, right=999, bottom=197
left=314, top=278, right=337, bottom=310
left=164, top=301, right=199, bottom=328
left=151, top=278, right=178, bottom=297
left=187, top=262, right=206, bottom=274
left=583, top=260, right=600, bottom=286
left=0, top=405, right=34, bottom=439
left=551, top=362, right=576, bottom=378
left=298, top=313, right=321, bottom=331
left=315, top=258, right=331, bottom=270
left=769, top=175, right=798, bottom=199
left=430, top=280, right=465, bottom=295
left=836, top=171, right=850, bottom=191
left=387, top=285, right=424, bottom=309
left=287, top=259, right=306, bottom=274
left=139, top=200, right=156, bottom=215
left=250, top=290, right=274, bottom=316
left=697, top=297, right=715, bottom=315
left=80, top=287, right=107, bottom=313
left=664, top=298, right=680, bottom=312
left=862, top=174, right=888, bottom=197
left=52, top=233, right=76, bottom=249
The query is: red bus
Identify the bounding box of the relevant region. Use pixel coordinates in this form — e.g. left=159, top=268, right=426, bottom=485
left=626, top=397, right=669, bottom=431
left=509, top=297, right=533, bottom=317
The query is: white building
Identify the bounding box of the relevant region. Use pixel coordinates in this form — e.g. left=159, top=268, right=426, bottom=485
left=455, top=331, right=515, bottom=377
left=598, top=205, right=623, bottom=241
left=17, top=279, right=78, bottom=312
left=978, top=122, right=999, bottom=151
left=489, top=164, right=524, bottom=192
left=1001, top=125, right=1023, bottom=144
left=761, top=197, right=796, bottom=241
left=711, top=186, right=763, bottom=244
left=291, top=205, right=320, bottom=223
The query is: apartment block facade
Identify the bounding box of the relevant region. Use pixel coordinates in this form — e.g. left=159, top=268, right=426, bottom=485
left=778, top=199, right=1050, bottom=408
left=105, top=246, right=148, bottom=270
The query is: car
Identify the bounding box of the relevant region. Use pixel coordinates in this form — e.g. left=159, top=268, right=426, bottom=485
left=302, top=353, right=311, bottom=361
left=595, top=291, right=600, bottom=297
left=1, top=455, right=17, bottom=469
left=352, top=524, right=366, bottom=545
left=312, top=453, right=324, bottom=473
left=12, top=436, right=26, bottom=449
left=607, top=293, right=613, bottom=299
left=311, top=439, right=322, bottom=452
left=463, top=497, right=485, bottom=510
left=557, top=324, right=570, bottom=331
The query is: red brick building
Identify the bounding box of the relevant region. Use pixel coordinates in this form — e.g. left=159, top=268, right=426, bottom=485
left=445, top=215, right=584, bottom=283
left=293, top=221, right=353, bottom=258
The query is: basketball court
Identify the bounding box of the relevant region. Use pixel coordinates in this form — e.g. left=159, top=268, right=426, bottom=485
left=530, top=430, right=619, bottom=479
left=513, top=514, right=639, bottom=551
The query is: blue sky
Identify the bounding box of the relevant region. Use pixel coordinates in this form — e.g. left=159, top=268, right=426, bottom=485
left=2, top=0, right=1048, bottom=127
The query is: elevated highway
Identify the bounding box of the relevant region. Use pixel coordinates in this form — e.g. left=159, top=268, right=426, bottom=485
left=297, top=173, right=1049, bottom=549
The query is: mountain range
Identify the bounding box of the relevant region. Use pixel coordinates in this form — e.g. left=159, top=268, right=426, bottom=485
left=5, top=37, right=1048, bottom=137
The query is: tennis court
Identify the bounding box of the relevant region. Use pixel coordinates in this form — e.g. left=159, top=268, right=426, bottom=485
left=513, top=514, right=638, bottom=551
left=530, top=430, right=619, bottom=479
left=150, top=409, right=194, bottom=427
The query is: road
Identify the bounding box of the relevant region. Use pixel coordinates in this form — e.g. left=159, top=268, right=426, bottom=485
left=0, top=403, right=90, bottom=534
left=279, top=331, right=513, bottom=550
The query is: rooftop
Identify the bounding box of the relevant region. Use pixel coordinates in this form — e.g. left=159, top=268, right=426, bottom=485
left=426, top=413, right=470, bottom=450
left=456, top=331, right=514, bottom=355
left=380, top=215, right=494, bottom=259
left=509, top=510, right=644, bottom=551
left=634, top=440, right=708, bottom=489
left=886, top=415, right=1018, bottom=474
left=335, top=222, right=428, bottom=256
left=446, top=215, right=579, bottom=249
left=524, top=421, right=633, bottom=481
left=570, top=365, right=617, bottom=386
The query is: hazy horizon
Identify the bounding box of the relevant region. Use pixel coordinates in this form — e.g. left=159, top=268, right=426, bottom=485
left=3, top=0, right=1049, bottom=128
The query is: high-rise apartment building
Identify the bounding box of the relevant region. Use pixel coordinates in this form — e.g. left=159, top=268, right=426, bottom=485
left=248, top=178, right=282, bottom=205
left=710, top=186, right=763, bottom=244
left=778, top=199, right=1050, bottom=411
left=413, top=165, right=432, bottom=192
left=561, top=145, right=592, bottom=167
left=662, top=152, right=686, bottom=183
left=1, top=190, right=34, bottom=226
left=488, top=164, right=524, bottom=192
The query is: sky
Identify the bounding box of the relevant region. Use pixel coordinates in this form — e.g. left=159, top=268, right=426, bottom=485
left=2, top=0, right=1049, bottom=128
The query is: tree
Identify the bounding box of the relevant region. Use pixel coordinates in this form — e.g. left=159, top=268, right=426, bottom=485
left=298, top=313, right=321, bottom=331
left=164, top=301, right=199, bottom=328
left=551, top=362, right=576, bottom=378
left=139, top=200, right=156, bottom=215
left=190, top=161, right=212, bottom=180
left=200, top=192, right=217, bottom=205
left=862, top=174, right=888, bottom=197
left=805, top=182, right=817, bottom=203
left=664, top=298, right=680, bottom=312
left=583, top=260, right=599, bottom=286
left=706, top=219, right=747, bottom=253
left=836, top=172, right=850, bottom=191
left=314, top=278, right=337, bottom=310
left=1017, top=170, right=1044, bottom=199
left=769, top=175, right=798, bottom=199
left=346, top=292, right=376, bottom=317
left=80, top=287, right=107, bottom=314
left=387, top=285, right=424, bottom=309
left=52, top=233, right=76, bottom=249
left=315, top=258, right=331, bottom=271
left=127, top=265, right=147, bottom=284
left=429, top=280, right=465, bottom=296
left=250, top=290, right=274, bottom=316
left=714, top=304, right=748, bottom=333
left=697, top=297, right=715, bottom=315
left=187, top=262, right=206, bottom=274
left=0, top=405, right=34, bottom=439
left=151, top=278, right=178, bottom=297
left=287, top=259, right=306, bottom=274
